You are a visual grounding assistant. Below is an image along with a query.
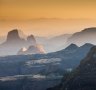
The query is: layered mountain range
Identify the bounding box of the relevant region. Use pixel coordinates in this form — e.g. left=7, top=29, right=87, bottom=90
left=0, top=29, right=45, bottom=56
left=66, top=27, right=96, bottom=46
left=0, top=27, right=96, bottom=55
left=36, top=27, right=96, bottom=52
left=0, top=43, right=94, bottom=90
left=0, top=27, right=95, bottom=90
left=0, top=43, right=93, bottom=77
left=34, top=43, right=94, bottom=69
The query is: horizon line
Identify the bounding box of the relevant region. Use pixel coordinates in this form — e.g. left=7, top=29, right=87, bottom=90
left=0, top=18, right=96, bottom=22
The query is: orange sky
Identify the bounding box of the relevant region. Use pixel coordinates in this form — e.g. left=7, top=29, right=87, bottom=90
left=1, top=19, right=96, bottom=37
left=0, top=0, right=96, bottom=36
left=0, top=0, right=96, bottom=20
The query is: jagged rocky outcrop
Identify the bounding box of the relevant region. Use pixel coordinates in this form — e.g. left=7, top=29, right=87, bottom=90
left=18, top=44, right=45, bottom=55
left=27, top=35, right=36, bottom=45
left=0, top=29, right=38, bottom=56
left=66, top=27, right=96, bottom=46
left=6, top=29, right=25, bottom=44
left=47, top=46, right=96, bottom=90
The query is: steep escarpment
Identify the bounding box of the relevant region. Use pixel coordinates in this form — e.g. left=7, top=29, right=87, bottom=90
left=48, top=46, right=96, bottom=90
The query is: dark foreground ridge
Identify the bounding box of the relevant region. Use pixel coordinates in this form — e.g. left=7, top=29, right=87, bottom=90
left=47, top=46, right=96, bottom=90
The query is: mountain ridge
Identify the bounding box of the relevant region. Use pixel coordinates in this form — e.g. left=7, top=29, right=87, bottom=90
left=47, top=46, right=96, bottom=90
left=66, top=27, right=96, bottom=46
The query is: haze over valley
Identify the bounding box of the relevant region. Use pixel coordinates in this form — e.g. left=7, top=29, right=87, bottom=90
left=0, top=0, right=96, bottom=90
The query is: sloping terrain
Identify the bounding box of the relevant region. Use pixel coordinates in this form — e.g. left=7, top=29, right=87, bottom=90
left=47, top=46, right=96, bottom=90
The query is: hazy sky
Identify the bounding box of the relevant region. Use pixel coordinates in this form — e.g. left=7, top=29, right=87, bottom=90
left=0, top=0, right=96, bottom=20
left=0, top=0, right=96, bottom=36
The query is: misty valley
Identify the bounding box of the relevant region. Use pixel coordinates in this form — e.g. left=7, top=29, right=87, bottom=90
left=0, top=27, right=95, bottom=90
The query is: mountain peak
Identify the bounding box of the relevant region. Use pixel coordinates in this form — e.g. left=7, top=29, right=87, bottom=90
left=65, top=43, right=78, bottom=51
left=82, top=27, right=96, bottom=32
left=80, top=43, right=94, bottom=48
left=6, top=29, right=22, bottom=42
left=27, top=35, right=35, bottom=40
left=27, top=35, right=36, bottom=44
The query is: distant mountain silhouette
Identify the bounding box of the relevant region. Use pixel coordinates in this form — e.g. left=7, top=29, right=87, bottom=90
left=47, top=46, right=96, bottom=90
left=6, top=29, right=25, bottom=44
left=64, top=44, right=78, bottom=51
left=0, top=29, right=37, bottom=56
left=66, top=27, right=96, bottom=46
left=27, top=35, right=36, bottom=44
left=0, top=30, right=26, bottom=44
left=17, top=44, right=45, bottom=55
